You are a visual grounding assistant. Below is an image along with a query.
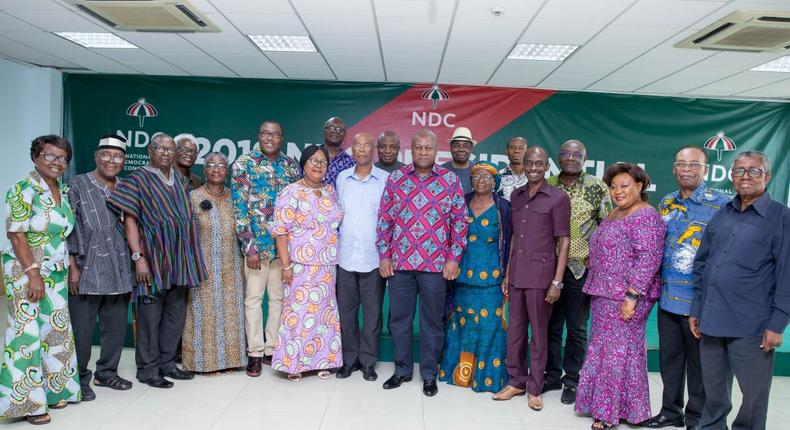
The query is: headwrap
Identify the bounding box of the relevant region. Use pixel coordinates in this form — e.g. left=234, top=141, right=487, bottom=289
left=471, top=161, right=501, bottom=190
left=299, top=145, right=330, bottom=171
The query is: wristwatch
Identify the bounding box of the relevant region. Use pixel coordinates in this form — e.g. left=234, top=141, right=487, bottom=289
left=131, top=252, right=143, bottom=262
left=551, top=280, right=564, bottom=290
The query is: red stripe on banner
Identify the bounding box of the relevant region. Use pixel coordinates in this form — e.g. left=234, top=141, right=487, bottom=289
left=345, top=84, right=555, bottom=153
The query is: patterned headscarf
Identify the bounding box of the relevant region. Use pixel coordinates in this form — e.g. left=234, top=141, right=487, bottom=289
left=470, top=161, right=501, bottom=191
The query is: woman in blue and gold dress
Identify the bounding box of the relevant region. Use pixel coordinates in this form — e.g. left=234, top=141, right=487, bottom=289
left=439, top=161, right=511, bottom=393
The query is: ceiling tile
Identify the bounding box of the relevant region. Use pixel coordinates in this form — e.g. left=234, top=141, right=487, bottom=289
left=76, top=60, right=138, bottom=74
left=373, top=0, right=456, bottom=19
left=589, top=69, right=666, bottom=91
left=182, top=14, right=258, bottom=52
left=0, top=0, right=67, bottom=12
left=122, top=61, right=186, bottom=76
left=384, top=55, right=440, bottom=71
left=386, top=68, right=436, bottom=83
left=540, top=73, right=602, bottom=90
left=178, top=61, right=237, bottom=77
left=7, top=10, right=107, bottom=32
left=449, top=19, right=525, bottom=44
left=225, top=13, right=308, bottom=35
left=688, top=71, right=790, bottom=96
left=94, top=48, right=163, bottom=63
left=291, top=0, right=372, bottom=16
left=737, top=78, right=790, bottom=98
left=117, top=32, right=196, bottom=51
left=444, top=41, right=510, bottom=60
left=283, top=65, right=335, bottom=80
left=209, top=0, right=293, bottom=14
left=536, top=0, right=635, bottom=25
left=564, top=45, right=643, bottom=66
left=377, top=16, right=451, bottom=40
left=455, top=0, right=542, bottom=22
left=224, top=61, right=286, bottom=79
left=440, top=56, right=499, bottom=75
left=313, top=37, right=380, bottom=56
left=0, top=36, right=78, bottom=68
left=520, top=22, right=604, bottom=45
left=0, top=30, right=81, bottom=50
left=614, top=0, right=724, bottom=28
left=324, top=53, right=382, bottom=70
left=489, top=61, right=560, bottom=87
left=301, top=14, right=376, bottom=38
left=589, top=25, right=680, bottom=48
left=438, top=70, right=490, bottom=85
left=334, top=67, right=386, bottom=82
left=183, top=0, right=218, bottom=14
left=688, top=2, right=790, bottom=31
left=148, top=49, right=215, bottom=65
left=207, top=50, right=274, bottom=66
left=381, top=38, right=444, bottom=57
left=266, top=52, right=329, bottom=69
left=0, top=11, right=41, bottom=31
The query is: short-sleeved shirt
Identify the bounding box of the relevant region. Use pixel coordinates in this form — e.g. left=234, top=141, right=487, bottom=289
left=324, top=148, right=355, bottom=187
left=509, top=181, right=571, bottom=289
left=441, top=162, right=472, bottom=195
left=497, top=165, right=527, bottom=201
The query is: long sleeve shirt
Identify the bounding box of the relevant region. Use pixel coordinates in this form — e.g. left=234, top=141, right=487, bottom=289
left=691, top=192, right=790, bottom=337
left=376, top=163, right=468, bottom=273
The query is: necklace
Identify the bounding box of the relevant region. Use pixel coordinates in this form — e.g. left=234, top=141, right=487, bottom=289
left=300, top=178, right=322, bottom=190
left=143, top=165, right=174, bottom=186
left=204, top=184, right=226, bottom=197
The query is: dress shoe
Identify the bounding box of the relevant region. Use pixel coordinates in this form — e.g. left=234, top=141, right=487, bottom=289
left=492, top=385, right=526, bottom=401
left=161, top=368, right=194, bottom=380
left=80, top=385, right=96, bottom=401
left=560, top=385, right=577, bottom=404
left=262, top=355, right=272, bottom=366
left=687, top=426, right=699, bottom=430
left=140, top=375, right=173, bottom=389
left=361, top=366, right=378, bottom=381
left=422, top=379, right=438, bottom=397
left=336, top=362, right=361, bottom=379
left=246, top=356, right=262, bottom=377
left=542, top=379, right=562, bottom=393
left=528, top=394, right=544, bottom=411
left=639, top=414, right=684, bottom=428
left=382, top=374, right=412, bottom=389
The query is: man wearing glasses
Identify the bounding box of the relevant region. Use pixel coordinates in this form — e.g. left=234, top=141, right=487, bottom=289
left=174, top=134, right=204, bottom=190
left=544, top=139, right=612, bottom=405
left=231, top=120, right=300, bottom=377
left=322, top=116, right=355, bottom=186
left=641, top=146, right=728, bottom=429
left=691, top=150, right=790, bottom=430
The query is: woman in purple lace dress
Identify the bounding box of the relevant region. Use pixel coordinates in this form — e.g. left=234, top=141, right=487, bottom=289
left=575, top=163, right=666, bottom=429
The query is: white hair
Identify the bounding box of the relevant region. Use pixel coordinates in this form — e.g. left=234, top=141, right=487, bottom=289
left=174, top=133, right=197, bottom=148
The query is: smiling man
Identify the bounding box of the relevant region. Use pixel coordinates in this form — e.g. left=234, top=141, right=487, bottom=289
left=691, top=150, right=790, bottom=430
left=441, top=127, right=475, bottom=194
left=174, top=134, right=204, bottom=191
left=322, top=116, right=355, bottom=186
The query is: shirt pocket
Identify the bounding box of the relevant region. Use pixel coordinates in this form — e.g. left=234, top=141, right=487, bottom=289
left=531, top=206, right=553, bottom=230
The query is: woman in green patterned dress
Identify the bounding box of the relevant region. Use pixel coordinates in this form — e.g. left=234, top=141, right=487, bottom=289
left=1, top=135, right=80, bottom=425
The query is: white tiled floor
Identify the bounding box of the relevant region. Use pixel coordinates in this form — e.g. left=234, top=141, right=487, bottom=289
left=1, top=347, right=789, bottom=429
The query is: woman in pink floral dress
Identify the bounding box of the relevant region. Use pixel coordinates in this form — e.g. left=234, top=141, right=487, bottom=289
left=268, top=145, right=344, bottom=381
left=575, top=163, right=666, bottom=429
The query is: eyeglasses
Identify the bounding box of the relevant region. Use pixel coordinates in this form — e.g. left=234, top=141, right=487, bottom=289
left=177, top=147, right=197, bottom=156
left=205, top=162, right=228, bottom=170
left=524, top=160, right=546, bottom=168
left=471, top=175, right=494, bottom=182
left=308, top=158, right=328, bottom=167
left=258, top=130, right=283, bottom=138
left=152, top=146, right=177, bottom=154
left=732, top=167, right=767, bottom=178
left=98, top=152, right=125, bottom=163
left=559, top=150, right=584, bottom=160
left=39, top=153, right=69, bottom=164
left=324, top=125, right=345, bottom=133
left=352, top=143, right=373, bottom=150
left=673, top=161, right=704, bottom=170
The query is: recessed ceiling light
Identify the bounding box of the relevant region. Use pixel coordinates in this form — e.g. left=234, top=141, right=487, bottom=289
left=751, top=55, right=790, bottom=72
left=54, top=32, right=138, bottom=49
left=507, top=43, right=579, bottom=61
left=248, top=35, right=317, bottom=52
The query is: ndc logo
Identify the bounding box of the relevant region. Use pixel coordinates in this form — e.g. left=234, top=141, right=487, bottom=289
left=126, top=98, right=158, bottom=127
left=704, top=131, right=735, bottom=162
left=420, top=84, right=449, bottom=110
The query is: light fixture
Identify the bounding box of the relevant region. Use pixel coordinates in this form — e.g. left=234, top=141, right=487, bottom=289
left=751, top=55, right=790, bottom=72
left=247, top=35, right=317, bottom=52
left=507, top=43, right=579, bottom=61
left=54, top=32, right=138, bottom=49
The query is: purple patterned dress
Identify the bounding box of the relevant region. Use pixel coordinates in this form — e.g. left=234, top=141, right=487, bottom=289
left=575, top=206, right=666, bottom=425
left=268, top=183, right=344, bottom=374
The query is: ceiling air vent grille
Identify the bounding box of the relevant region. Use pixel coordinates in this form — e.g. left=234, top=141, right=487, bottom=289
left=69, top=0, right=219, bottom=32
left=676, top=10, right=790, bottom=52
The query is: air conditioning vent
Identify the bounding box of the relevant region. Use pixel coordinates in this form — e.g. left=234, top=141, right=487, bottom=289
left=676, top=10, right=790, bottom=52
left=69, top=0, right=219, bottom=32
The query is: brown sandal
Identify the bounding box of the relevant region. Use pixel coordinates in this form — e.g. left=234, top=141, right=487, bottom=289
left=48, top=400, right=68, bottom=409
left=26, top=414, right=51, bottom=425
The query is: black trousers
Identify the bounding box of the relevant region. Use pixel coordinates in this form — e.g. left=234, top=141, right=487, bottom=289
left=68, top=293, right=130, bottom=386
left=657, top=308, right=705, bottom=426
left=336, top=267, right=385, bottom=368
left=134, top=286, right=187, bottom=381
left=545, top=268, right=590, bottom=387
left=388, top=270, right=447, bottom=380
left=700, top=335, right=774, bottom=430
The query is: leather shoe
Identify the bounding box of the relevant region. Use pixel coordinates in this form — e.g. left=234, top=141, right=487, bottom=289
left=140, top=375, right=173, bottom=389
left=262, top=355, right=272, bottom=366
left=382, top=374, right=412, bottom=389
left=336, top=362, right=361, bottom=379
left=80, top=385, right=96, bottom=401
left=161, top=368, right=194, bottom=380
left=361, top=366, right=377, bottom=381
left=492, top=385, right=526, bottom=401
left=686, top=426, right=699, bottom=430
left=422, top=379, right=438, bottom=397
left=542, top=379, right=562, bottom=393
left=246, top=357, right=262, bottom=377
left=560, top=385, right=577, bottom=404
left=639, top=414, right=684, bottom=428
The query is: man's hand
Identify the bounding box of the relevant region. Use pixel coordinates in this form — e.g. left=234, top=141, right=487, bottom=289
left=379, top=259, right=394, bottom=278
left=246, top=253, right=261, bottom=270
left=501, top=275, right=509, bottom=296
left=688, top=317, right=701, bottom=339
left=545, top=285, right=561, bottom=304
left=68, top=265, right=81, bottom=295
left=761, top=329, right=783, bottom=352
left=442, top=261, right=460, bottom=281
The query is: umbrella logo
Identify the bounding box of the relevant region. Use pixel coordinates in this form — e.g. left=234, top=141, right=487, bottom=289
left=420, top=84, right=449, bottom=109
left=704, top=131, right=736, bottom=162
left=126, top=98, right=158, bottom=127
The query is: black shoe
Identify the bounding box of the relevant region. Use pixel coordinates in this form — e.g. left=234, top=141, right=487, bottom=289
left=560, top=385, right=577, bottom=404
left=382, top=374, right=412, bottom=389
left=336, top=362, right=361, bottom=379
left=246, top=357, right=262, bottom=377
left=94, top=375, right=133, bottom=391
left=161, top=368, right=194, bottom=380
left=639, top=414, right=684, bottom=428
left=361, top=366, right=378, bottom=381
left=542, top=379, right=562, bottom=393
left=262, top=355, right=272, bottom=366
left=140, top=375, right=173, bottom=389
left=80, top=385, right=96, bottom=401
left=422, top=379, right=438, bottom=397
left=686, top=426, right=699, bottom=430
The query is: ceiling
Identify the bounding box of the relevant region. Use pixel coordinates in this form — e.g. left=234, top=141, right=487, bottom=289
left=2, top=0, right=790, bottom=100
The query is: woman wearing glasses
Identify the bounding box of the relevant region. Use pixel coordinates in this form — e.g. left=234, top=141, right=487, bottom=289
left=0, top=135, right=81, bottom=424
left=268, top=145, right=344, bottom=381
left=439, top=161, right=511, bottom=393
left=182, top=152, right=247, bottom=374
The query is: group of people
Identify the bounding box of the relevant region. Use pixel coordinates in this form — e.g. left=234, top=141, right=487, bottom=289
left=1, top=119, right=787, bottom=430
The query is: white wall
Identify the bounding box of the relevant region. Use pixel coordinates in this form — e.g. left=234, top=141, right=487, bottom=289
left=0, top=59, right=63, bottom=249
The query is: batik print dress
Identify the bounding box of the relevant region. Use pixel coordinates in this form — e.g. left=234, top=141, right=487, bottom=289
left=0, top=171, right=80, bottom=418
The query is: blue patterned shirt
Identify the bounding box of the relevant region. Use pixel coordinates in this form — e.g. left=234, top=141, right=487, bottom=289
left=658, top=182, right=729, bottom=315
left=324, top=148, right=355, bottom=187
